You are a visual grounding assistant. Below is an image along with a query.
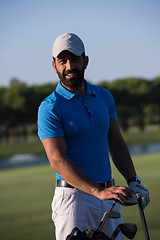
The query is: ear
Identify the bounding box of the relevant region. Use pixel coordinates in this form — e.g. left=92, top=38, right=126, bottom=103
left=52, top=60, right=57, bottom=73
left=84, top=56, right=89, bottom=69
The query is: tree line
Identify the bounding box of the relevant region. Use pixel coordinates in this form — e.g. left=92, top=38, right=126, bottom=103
left=0, top=76, right=160, bottom=141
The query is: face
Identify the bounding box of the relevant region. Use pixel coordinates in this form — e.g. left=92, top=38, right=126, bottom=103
left=52, top=51, right=88, bottom=89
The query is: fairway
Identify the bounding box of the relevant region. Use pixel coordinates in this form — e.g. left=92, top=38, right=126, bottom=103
left=0, top=153, right=160, bottom=240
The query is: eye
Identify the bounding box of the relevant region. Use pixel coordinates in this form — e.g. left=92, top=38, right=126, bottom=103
left=59, top=59, right=66, bottom=64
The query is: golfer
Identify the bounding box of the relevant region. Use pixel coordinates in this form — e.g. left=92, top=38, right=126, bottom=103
left=37, top=33, right=150, bottom=240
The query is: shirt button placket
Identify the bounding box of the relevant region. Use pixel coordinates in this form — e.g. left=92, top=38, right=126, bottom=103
left=83, top=98, right=94, bottom=126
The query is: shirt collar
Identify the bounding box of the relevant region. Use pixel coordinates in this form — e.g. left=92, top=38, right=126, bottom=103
left=56, top=81, right=75, bottom=100
left=56, top=80, right=96, bottom=100
left=85, top=81, right=96, bottom=97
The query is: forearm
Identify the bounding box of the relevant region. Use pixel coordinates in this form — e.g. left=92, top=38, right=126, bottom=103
left=108, top=121, right=136, bottom=181
left=50, top=154, right=134, bottom=203
left=50, top=153, right=103, bottom=197
left=110, top=138, right=136, bottom=181
left=42, top=137, right=101, bottom=196
left=42, top=136, right=134, bottom=203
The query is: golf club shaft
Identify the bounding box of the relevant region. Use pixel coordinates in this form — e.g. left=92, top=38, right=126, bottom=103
left=98, top=201, right=116, bottom=231
left=110, top=227, right=120, bottom=240
left=137, top=194, right=150, bottom=240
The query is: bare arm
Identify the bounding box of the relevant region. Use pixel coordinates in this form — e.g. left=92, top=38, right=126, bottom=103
left=42, top=136, right=101, bottom=196
left=108, top=120, right=136, bottom=181
left=41, top=136, right=133, bottom=202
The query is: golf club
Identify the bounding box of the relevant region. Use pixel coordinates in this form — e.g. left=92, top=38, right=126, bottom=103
left=110, top=223, right=137, bottom=240
left=97, top=201, right=116, bottom=230
left=108, top=210, right=121, bottom=219
left=136, top=193, right=150, bottom=240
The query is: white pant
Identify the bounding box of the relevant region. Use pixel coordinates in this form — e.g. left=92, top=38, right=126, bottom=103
left=52, top=187, right=124, bottom=240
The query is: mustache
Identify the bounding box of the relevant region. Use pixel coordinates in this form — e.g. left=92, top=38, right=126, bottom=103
left=64, top=69, right=78, bottom=75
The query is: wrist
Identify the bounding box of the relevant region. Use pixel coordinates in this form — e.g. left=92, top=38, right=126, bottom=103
left=127, top=175, right=141, bottom=185
left=92, top=185, right=105, bottom=200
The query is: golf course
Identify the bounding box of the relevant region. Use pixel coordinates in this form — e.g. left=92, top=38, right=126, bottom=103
left=0, top=151, right=160, bottom=240
left=1, top=1, right=159, bottom=239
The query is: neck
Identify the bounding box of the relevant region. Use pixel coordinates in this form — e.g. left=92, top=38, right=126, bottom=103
left=61, top=80, right=86, bottom=97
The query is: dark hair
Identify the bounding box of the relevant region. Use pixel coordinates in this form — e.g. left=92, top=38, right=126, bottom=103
left=82, top=52, right=86, bottom=59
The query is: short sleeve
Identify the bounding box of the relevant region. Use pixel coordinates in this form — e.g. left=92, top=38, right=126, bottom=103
left=37, top=100, right=64, bottom=140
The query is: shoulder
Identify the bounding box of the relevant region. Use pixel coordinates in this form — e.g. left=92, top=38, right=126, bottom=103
left=96, top=84, right=111, bottom=95
left=37, top=91, right=65, bottom=140
left=89, top=82, right=114, bottom=100
left=41, top=90, right=59, bottom=105
left=38, top=90, right=62, bottom=117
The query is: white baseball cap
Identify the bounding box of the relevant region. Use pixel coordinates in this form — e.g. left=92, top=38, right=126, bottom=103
left=52, top=33, right=85, bottom=58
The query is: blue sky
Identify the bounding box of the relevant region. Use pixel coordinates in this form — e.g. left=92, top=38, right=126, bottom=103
left=0, top=0, right=160, bottom=86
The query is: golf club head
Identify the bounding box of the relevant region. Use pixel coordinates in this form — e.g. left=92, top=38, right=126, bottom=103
left=111, top=223, right=137, bottom=240
left=120, top=223, right=137, bottom=239
left=108, top=211, right=121, bottom=219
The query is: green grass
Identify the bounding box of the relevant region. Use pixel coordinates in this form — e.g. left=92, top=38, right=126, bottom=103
left=0, top=165, right=55, bottom=240
left=122, top=124, right=160, bottom=145
left=0, top=139, right=45, bottom=159
left=0, top=153, right=160, bottom=240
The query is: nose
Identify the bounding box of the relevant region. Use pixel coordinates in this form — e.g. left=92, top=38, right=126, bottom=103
left=66, top=59, right=74, bottom=70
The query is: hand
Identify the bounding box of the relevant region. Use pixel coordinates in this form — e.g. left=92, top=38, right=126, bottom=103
left=97, top=186, right=134, bottom=204
left=128, top=181, right=150, bottom=209
left=120, top=192, right=137, bottom=206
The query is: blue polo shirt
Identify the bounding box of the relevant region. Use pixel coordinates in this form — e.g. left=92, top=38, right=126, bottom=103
left=38, top=81, right=117, bottom=182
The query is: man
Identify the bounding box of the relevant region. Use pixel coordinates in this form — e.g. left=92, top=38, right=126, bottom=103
left=37, top=33, right=150, bottom=240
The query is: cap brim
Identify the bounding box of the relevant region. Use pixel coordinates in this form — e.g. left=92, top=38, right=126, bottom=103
left=54, top=47, right=83, bottom=58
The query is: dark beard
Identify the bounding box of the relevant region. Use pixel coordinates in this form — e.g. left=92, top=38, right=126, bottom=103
left=56, top=68, right=85, bottom=90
